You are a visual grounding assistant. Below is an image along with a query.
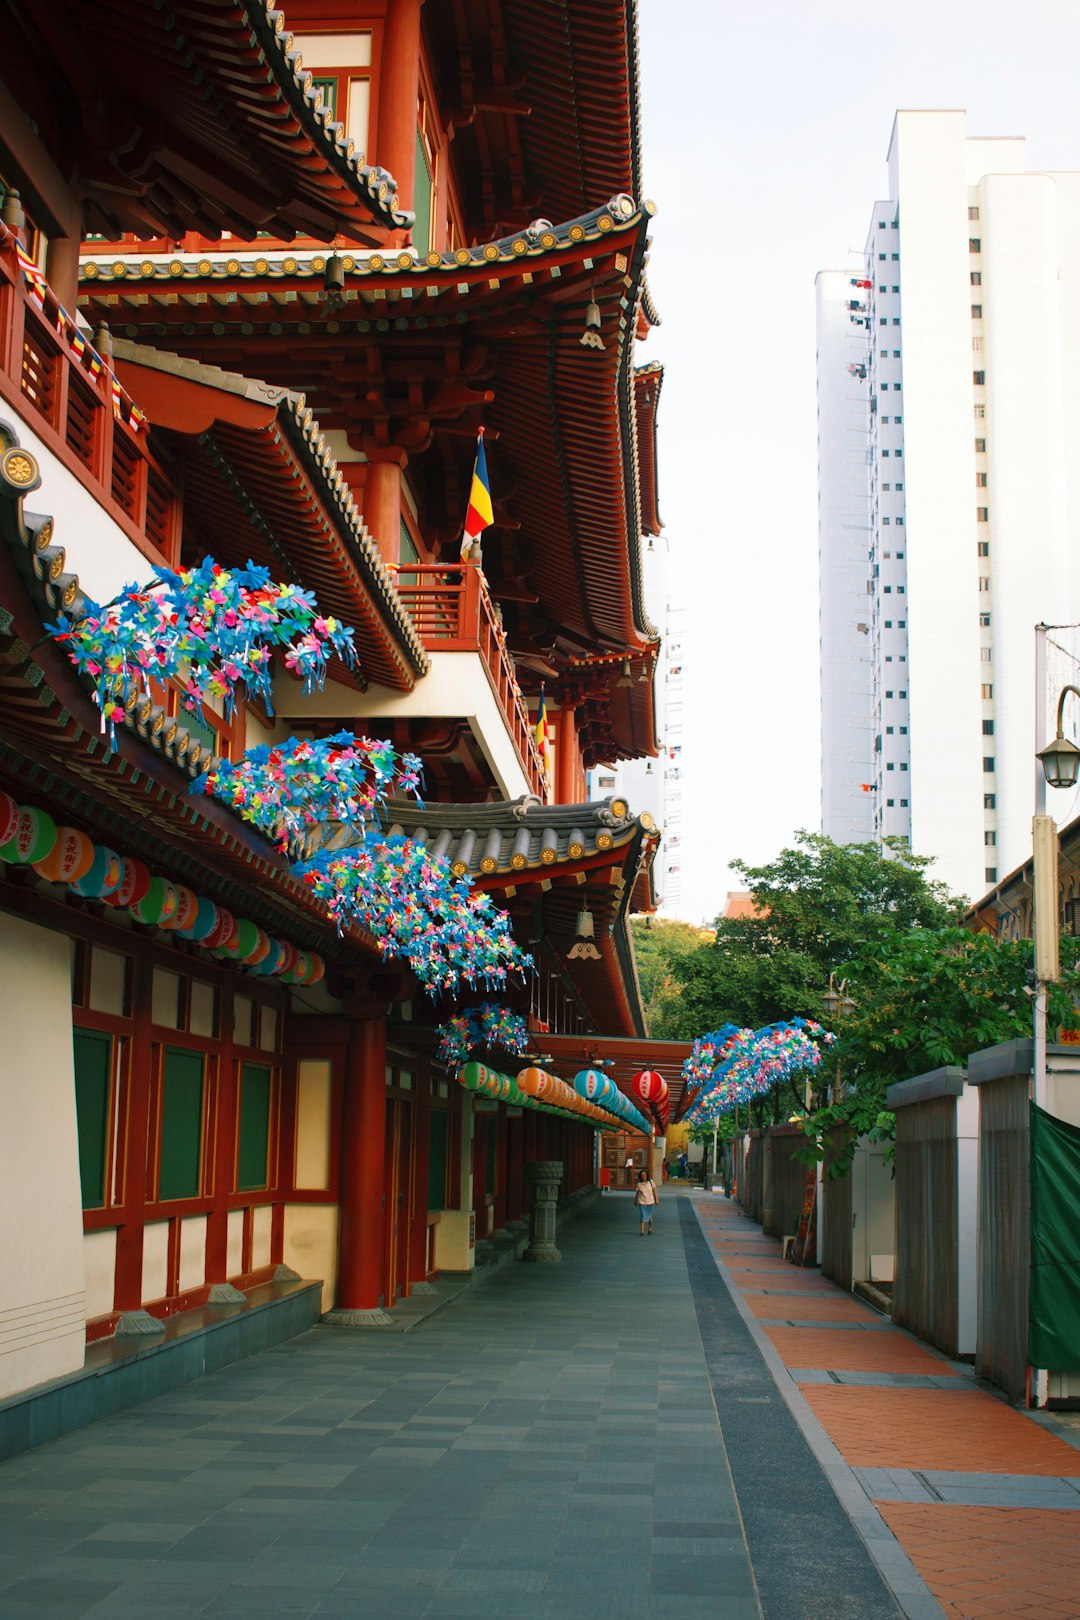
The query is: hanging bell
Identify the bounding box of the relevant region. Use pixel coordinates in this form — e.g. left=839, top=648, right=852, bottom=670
left=324, top=252, right=345, bottom=310
left=580, top=299, right=605, bottom=350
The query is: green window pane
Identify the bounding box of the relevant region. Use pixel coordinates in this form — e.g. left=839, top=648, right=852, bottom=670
left=428, top=1108, right=448, bottom=1210
left=238, top=1062, right=272, bottom=1191
left=413, top=127, right=433, bottom=254
left=73, top=1030, right=111, bottom=1208
left=160, top=1047, right=205, bottom=1201
left=312, top=76, right=338, bottom=119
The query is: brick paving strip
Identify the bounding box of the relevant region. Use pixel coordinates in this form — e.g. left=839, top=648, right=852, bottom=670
left=691, top=1195, right=1080, bottom=1620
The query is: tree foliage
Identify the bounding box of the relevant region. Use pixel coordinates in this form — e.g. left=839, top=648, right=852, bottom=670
left=630, top=917, right=712, bottom=1034
left=649, top=831, right=962, bottom=1039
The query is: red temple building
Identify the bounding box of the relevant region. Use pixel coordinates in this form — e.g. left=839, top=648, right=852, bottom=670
left=0, top=0, right=681, bottom=1437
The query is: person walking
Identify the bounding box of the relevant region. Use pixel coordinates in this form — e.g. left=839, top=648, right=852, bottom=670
left=634, top=1168, right=658, bottom=1235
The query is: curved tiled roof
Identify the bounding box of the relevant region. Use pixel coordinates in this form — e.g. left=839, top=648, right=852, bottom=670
left=634, top=362, right=664, bottom=539
left=13, top=0, right=410, bottom=241
left=382, top=794, right=657, bottom=880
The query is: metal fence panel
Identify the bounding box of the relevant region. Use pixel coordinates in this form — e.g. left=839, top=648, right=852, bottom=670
left=893, top=1096, right=958, bottom=1356
left=976, top=1075, right=1029, bottom=1402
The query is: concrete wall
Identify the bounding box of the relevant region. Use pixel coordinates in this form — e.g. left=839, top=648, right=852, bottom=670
left=0, top=915, right=86, bottom=1399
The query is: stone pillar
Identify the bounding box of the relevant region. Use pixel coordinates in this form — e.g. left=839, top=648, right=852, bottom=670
left=522, top=1161, right=563, bottom=1263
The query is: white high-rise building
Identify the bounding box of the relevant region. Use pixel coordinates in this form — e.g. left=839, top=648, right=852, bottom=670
left=817, top=110, right=1080, bottom=900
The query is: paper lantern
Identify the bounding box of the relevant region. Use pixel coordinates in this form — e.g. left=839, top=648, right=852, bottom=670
left=34, top=826, right=95, bottom=885
left=239, top=926, right=271, bottom=967
left=163, top=885, right=199, bottom=933
left=202, top=905, right=235, bottom=951
left=274, top=940, right=298, bottom=980
left=232, top=919, right=259, bottom=962
left=130, top=875, right=168, bottom=926
left=515, top=1066, right=546, bottom=1097
left=1, top=806, right=57, bottom=866
left=632, top=1069, right=668, bottom=1105
left=287, top=950, right=311, bottom=985
left=253, top=938, right=286, bottom=976
left=574, top=1068, right=607, bottom=1100
left=301, top=953, right=325, bottom=986
left=70, top=845, right=123, bottom=899
left=459, top=1061, right=488, bottom=1092
left=0, top=791, right=19, bottom=847
left=176, top=896, right=219, bottom=942
left=105, top=856, right=152, bottom=909
left=157, top=880, right=180, bottom=928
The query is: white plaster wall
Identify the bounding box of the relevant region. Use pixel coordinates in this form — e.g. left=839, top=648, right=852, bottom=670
left=178, top=1215, right=207, bottom=1292
left=2, top=407, right=156, bottom=603
left=295, top=1059, right=333, bottom=1190
left=816, top=269, right=873, bottom=843
left=141, top=1221, right=169, bottom=1304
left=283, top=1204, right=338, bottom=1313
left=226, top=1209, right=245, bottom=1276
left=0, top=916, right=86, bottom=1398
left=272, top=652, right=533, bottom=800
left=890, top=112, right=986, bottom=898
left=82, top=1229, right=117, bottom=1321
left=981, top=174, right=1075, bottom=878
left=251, top=1205, right=273, bottom=1269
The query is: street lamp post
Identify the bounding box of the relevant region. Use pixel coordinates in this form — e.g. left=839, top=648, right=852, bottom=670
left=1033, top=681, right=1080, bottom=1110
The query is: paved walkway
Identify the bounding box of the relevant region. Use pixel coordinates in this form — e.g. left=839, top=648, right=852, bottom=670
left=695, top=1194, right=1080, bottom=1620
left=0, top=1190, right=907, bottom=1620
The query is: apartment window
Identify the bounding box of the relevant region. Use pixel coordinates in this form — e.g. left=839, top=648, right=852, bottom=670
left=882, top=482, right=890, bottom=492
left=974, top=404, right=986, bottom=418
left=900, top=726, right=908, bottom=735
left=891, top=221, right=899, bottom=229
left=981, top=684, right=993, bottom=699
left=891, top=253, right=899, bottom=261
left=976, top=472, right=988, bottom=487
left=895, top=446, right=902, bottom=454
left=973, top=371, right=985, bottom=385
left=894, top=417, right=903, bottom=425
left=983, top=757, right=996, bottom=771
left=882, top=449, right=890, bottom=457
left=981, top=648, right=992, bottom=663
left=879, top=252, right=886, bottom=261
left=973, top=337, right=983, bottom=351
left=972, top=304, right=983, bottom=318
left=982, top=719, right=995, bottom=735
left=978, top=542, right=990, bottom=557
left=886, top=690, right=893, bottom=698
left=886, top=725, right=895, bottom=734
left=984, top=793, right=996, bottom=809
left=985, top=831, right=997, bottom=846
left=985, top=868, right=998, bottom=883
left=881, top=382, right=889, bottom=391
left=878, top=221, right=886, bottom=229
left=892, top=318, right=900, bottom=325
left=896, top=517, right=905, bottom=526
left=884, top=620, right=893, bottom=629
left=971, top=272, right=982, bottom=286
left=977, top=507, right=989, bottom=521
left=896, top=482, right=903, bottom=491
left=901, top=798, right=909, bottom=807
left=975, top=438, right=986, bottom=452
left=969, top=238, right=981, bottom=252
left=892, top=289, right=899, bottom=297
left=899, top=689, right=907, bottom=698
left=887, top=798, right=895, bottom=807
left=969, top=206, right=980, bottom=220
left=898, top=620, right=907, bottom=628
left=887, top=762, right=895, bottom=771
left=980, top=612, right=991, bottom=627
left=979, top=577, right=990, bottom=592
left=880, top=317, right=888, bottom=326
left=900, top=763, right=908, bottom=771
left=892, top=349, right=901, bottom=356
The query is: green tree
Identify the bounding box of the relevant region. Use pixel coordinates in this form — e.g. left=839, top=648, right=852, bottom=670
left=650, top=831, right=963, bottom=1039
left=630, top=917, right=711, bottom=1034
left=807, top=926, right=1080, bottom=1170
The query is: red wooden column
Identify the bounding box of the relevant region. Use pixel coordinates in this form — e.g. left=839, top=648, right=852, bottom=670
left=205, top=979, right=239, bottom=1289
left=493, top=1104, right=508, bottom=1232
left=506, top=1111, right=525, bottom=1222
left=113, top=953, right=154, bottom=1323
left=362, top=455, right=405, bottom=564
left=376, top=0, right=422, bottom=219
left=408, top=1070, right=432, bottom=1285
left=331, top=1002, right=389, bottom=1320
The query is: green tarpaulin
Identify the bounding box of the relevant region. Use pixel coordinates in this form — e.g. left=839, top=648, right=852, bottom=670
left=1028, top=1103, right=1080, bottom=1371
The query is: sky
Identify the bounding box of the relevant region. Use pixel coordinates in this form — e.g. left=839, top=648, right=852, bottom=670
left=636, top=0, right=1080, bottom=925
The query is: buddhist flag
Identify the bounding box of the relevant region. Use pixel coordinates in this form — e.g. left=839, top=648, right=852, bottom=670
left=535, top=685, right=548, bottom=752
left=461, top=429, right=494, bottom=560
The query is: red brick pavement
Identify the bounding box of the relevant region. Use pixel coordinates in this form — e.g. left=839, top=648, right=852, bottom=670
left=695, top=1195, right=1080, bottom=1620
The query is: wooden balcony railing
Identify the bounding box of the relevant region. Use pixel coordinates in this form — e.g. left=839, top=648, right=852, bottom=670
left=0, top=223, right=180, bottom=568
left=394, top=564, right=548, bottom=797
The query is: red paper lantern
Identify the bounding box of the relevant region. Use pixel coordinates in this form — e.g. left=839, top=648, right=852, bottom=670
left=0, top=790, right=19, bottom=847
left=105, top=856, right=152, bottom=909
left=631, top=1069, right=668, bottom=1105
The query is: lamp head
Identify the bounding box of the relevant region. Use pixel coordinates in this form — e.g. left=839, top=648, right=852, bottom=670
left=1038, top=733, right=1080, bottom=790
